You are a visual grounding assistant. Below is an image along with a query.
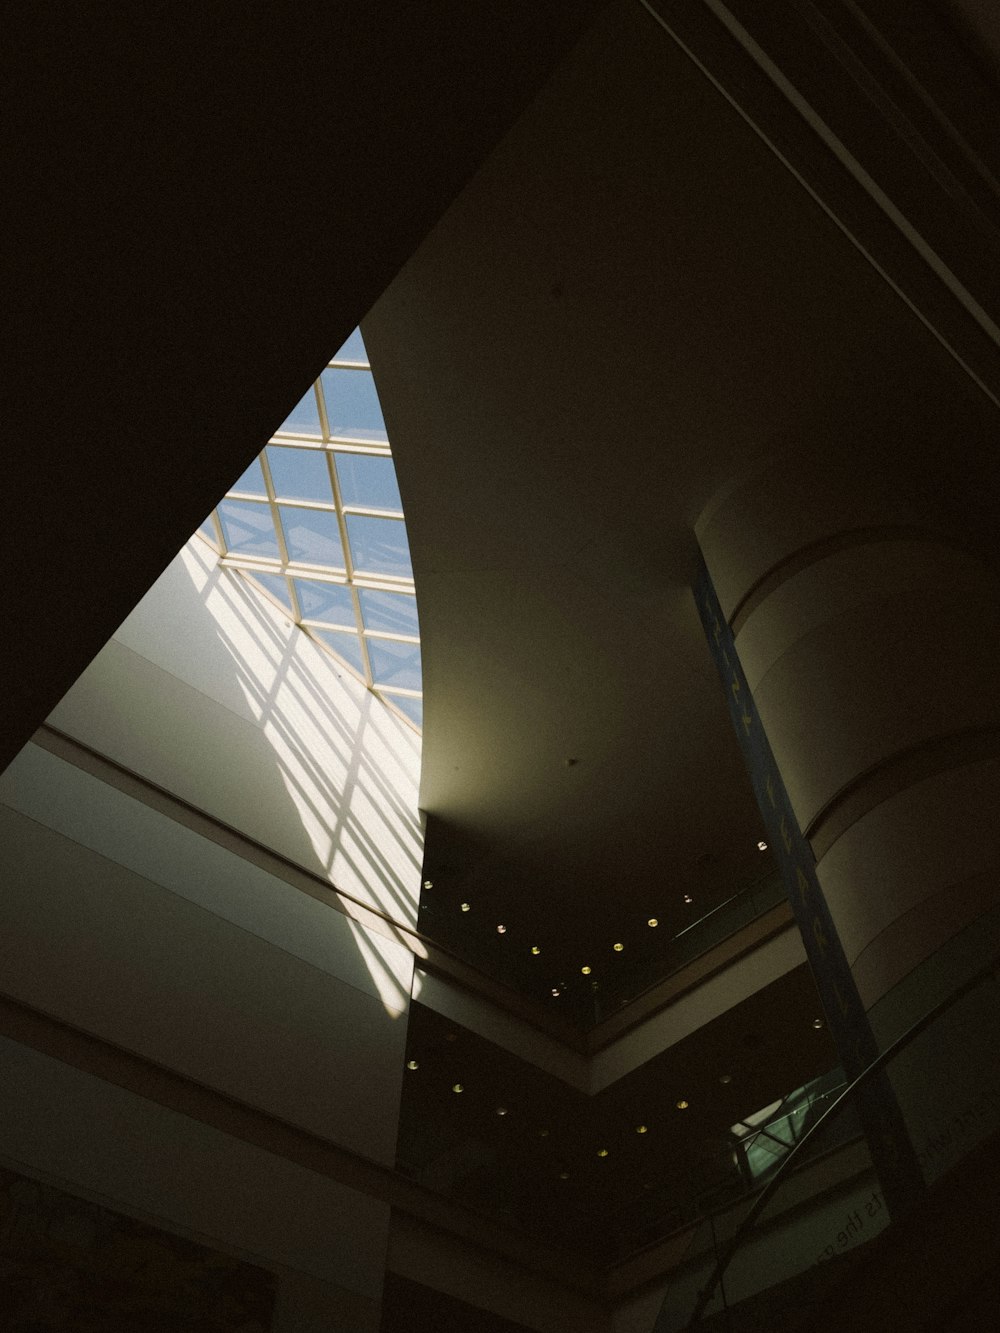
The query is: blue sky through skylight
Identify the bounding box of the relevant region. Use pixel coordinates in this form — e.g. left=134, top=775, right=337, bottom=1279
left=198, top=328, right=422, bottom=730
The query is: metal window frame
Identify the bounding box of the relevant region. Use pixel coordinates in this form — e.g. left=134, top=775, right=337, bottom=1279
left=198, top=340, right=422, bottom=730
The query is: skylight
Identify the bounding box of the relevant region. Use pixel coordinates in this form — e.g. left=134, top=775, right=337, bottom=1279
left=197, top=329, right=422, bottom=729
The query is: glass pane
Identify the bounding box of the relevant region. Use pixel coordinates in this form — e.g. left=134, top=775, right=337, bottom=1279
left=321, top=367, right=388, bottom=442
left=332, top=328, right=368, bottom=364
left=229, top=456, right=267, bottom=497
left=382, top=692, right=423, bottom=728
left=346, top=515, right=412, bottom=578
left=266, top=445, right=333, bottom=503
left=368, top=638, right=422, bottom=691
left=294, top=578, right=356, bottom=626
left=358, top=588, right=419, bottom=636
left=218, top=500, right=280, bottom=560
left=249, top=571, right=293, bottom=612
left=336, top=452, right=402, bottom=512
left=278, top=385, right=322, bottom=436
left=198, top=514, right=219, bottom=546
left=311, top=627, right=366, bottom=676
left=279, top=506, right=345, bottom=568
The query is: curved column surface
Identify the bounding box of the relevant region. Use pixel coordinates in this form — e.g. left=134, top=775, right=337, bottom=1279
left=697, top=457, right=1000, bottom=1007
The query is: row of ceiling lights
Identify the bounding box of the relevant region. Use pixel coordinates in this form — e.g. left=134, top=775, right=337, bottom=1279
left=403, top=1008, right=824, bottom=1092
left=425, top=839, right=770, bottom=941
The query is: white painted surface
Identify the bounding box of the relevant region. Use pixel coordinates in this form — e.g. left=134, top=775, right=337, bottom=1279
left=49, top=540, right=423, bottom=928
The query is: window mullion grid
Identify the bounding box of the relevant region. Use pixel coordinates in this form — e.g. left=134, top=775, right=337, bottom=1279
left=315, top=374, right=332, bottom=443
left=258, top=447, right=294, bottom=573
left=341, top=504, right=406, bottom=521
left=364, top=629, right=420, bottom=646
left=327, top=357, right=370, bottom=371
left=325, top=445, right=374, bottom=690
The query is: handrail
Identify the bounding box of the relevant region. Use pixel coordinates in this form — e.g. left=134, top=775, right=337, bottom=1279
left=685, top=950, right=1000, bottom=1326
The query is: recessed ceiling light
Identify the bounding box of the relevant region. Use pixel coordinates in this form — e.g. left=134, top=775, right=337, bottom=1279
left=676, top=1099, right=689, bottom=1110
left=551, top=988, right=560, bottom=997
left=683, top=894, right=693, bottom=904
left=460, top=902, right=471, bottom=912
left=635, top=1124, right=648, bottom=1134
left=813, top=1018, right=824, bottom=1029
left=719, top=1074, right=732, bottom=1085
left=531, top=945, right=541, bottom=955
left=423, top=879, right=434, bottom=890
left=647, top=918, right=658, bottom=928
left=613, top=942, right=624, bottom=952
left=497, top=924, right=507, bottom=934
left=406, top=1060, right=419, bottom=1071
left=596, top=1148, right=609, bottom=1158
left=757, top=840, right=768, bottom=851
left=559, top=1171, right=570, bottom=1180
left=581, top=965, right=592, bottom=975
left=496, top=1107, right=508, bottom=1116
left=452, top=1083, right=464, bottom=1093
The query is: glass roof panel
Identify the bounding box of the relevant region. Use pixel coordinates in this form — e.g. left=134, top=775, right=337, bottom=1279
left=249, top=571, right=294, bottom=613
left=320, top=367, right=389, bottom=442
left=336, top=452, right=402, bottom=512
left=230, top=456, right=268, bottom=497
left=197, top=515, right=219, bottom=547
left=202, top=328, right=421, bottom=729
left=294, top=577, right=356, bottom=626
left=311, top=627, right=366, bottom=676
left=278, top=505, right=345, bottom=568
left=218, top=499, right=280, bottom=560
left=382, top=692, right=423, bottom=728
left=346, top=515, right=412, bottom=578
left=266, top=445, right=334, bottom=503
left=332, top=328, right=368, bottom=364
left=280, top=385, right=323, bottom=437
left=358, top=588, right=419, bottom=637
left=368, top=638, right=422, bottom=691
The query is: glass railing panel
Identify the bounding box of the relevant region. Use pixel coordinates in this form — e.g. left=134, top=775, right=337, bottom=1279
left=667, top=937, right=1000, bottom=1330
left=868, top=898, right=1000, bottom=1190
left=592, top=872, right=788, bottom=1023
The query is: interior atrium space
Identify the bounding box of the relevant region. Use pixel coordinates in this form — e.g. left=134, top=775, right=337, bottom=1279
left=6, top=1, right=1000, bottom=1330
